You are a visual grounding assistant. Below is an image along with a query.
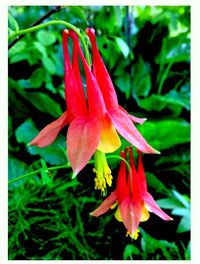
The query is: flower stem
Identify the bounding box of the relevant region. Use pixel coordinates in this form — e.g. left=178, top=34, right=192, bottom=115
left=8, top=155, right=128, bottom=185
left=8, top=163, right=71, bottom=185
left=107, top=154, right=132, bottom=174
left=8, top=20, right=90, bottom=65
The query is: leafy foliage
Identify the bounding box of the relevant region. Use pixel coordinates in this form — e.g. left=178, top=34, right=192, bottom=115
left=8, top=6, right=190, bottom=260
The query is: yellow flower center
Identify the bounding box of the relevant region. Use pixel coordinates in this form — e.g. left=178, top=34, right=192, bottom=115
left=93, top=150, right=113, bottom=196
left=126, top=229, right=140, bottom=240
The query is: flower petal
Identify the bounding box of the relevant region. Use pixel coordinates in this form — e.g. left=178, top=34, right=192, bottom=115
left=116, top=151, right=130, bottom=203
left=119, top=106, right=147, bottom=124
left=114, top=205, right=123, bottom=222
left=97, top=114, right=121, bottom=153
left=90, top=191, right=117, bottom=217
left=62, top=31, right=88, bottom=118
left=137, top=150, right=148, bottom=195
left=129, top=114, right=147, bottom=124
left=143, top=192, right=173, bottom=221
left=67, top=116, right=100, bottom=176
left=68, top=30, right=106, bottom=119
left=29, top=111, right=68, bottom=147
left=86, top=28, right=119, bottom=110
left=140, top=204, right=150, bottom=222
left=109, top=108, right=160, bottom=154
left=119, top=197, right=141, bottom=235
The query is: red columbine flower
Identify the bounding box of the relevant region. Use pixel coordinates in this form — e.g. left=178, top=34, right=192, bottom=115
left=30, top=28, right=158, bottom=179
left=91, top=147, right=172, bottom=238
left=30, top=30, right=121, bottom=176
left=86, top=28, right=159, bottom=154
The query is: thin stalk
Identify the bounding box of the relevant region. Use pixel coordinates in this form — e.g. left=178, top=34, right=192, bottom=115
left=8, top=20, right=90, bottom=65
left=8, top=163, right=71, bottom=185
left=107, top=154, right=132, bottom=175
left=157, top=61, right=173, bottom=95
left=8, top=154, right=129, bottom=185
left=8, top=6, right=62, bottom=49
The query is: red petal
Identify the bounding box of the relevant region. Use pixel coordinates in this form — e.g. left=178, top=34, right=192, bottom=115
left=62, top=31, right=87, bottom=118
left=29, top=111, right=68, bottom=147
left=67, top=116, right=100, bottom=176
left=128, top=147, right=142, bottom=203
left=116, top=151, right=130, bottom=203
left=86, top=28, right=119, bottom=110
left=68, top=30, right=106, bottom=119
left=90, top=191, right=117, bottom=217
left=129, top=115, right=147, bottom=124
left=143, top=192, right=173, bottom=221
left=109, top=108, right=159, bottom=154
left=137, top=150, right=148, bottom=194
left=119, top=106, right=147, bottom=124
left=119, top=197, right=141, bottom=235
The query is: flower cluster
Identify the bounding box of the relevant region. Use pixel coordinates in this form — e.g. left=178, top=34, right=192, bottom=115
left=29, top=28, right=172, bottom=238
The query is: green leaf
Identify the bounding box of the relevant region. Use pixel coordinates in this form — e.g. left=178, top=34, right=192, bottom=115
left=156, top=197, right=183, bottom=209
left=97, top=36, right=120, bottom=68
left=37, top=30, right=56, bottom=46
left=67, top=6, right=87, bottom=22
left=29, top=68, right=45, bottom=88
left=155, top=147, right=190, bottom=166
left=33, top=41, right=47, bottom=57
left=123, top=244, right=141, bottom=260
left=140, top=229, right=179, bottom=260
left=185, top=241, right=190, bottom=260
left=8, top=156, right=29, bottom=181
left=15, top=119, right=67, bottom=165
left=42, top=56, right=56, bottom=75
left=132, top=56, right=151, bottom=98
left=146, top=172, right=169, bottom=194
left=115, top=37, right=130, bottom=58
left=10, top=53, right=31, bottom=64
left=163, top=163, right=190, bottom=178
left=23, top=92, right=62, bottom=118
left=8, top=13, right=19, bottom=31
left=9, top=41, right=26, bottom=56
left=94, top=7, right=122, bottom=35
left=171, top=208, right=189, bottom=217
left=177, top=216, right=190, bottom=233
left=172, top=190, right=190, bottom=208
left=137, top=86, right=190, bottom=114
left=115, top=72, right=131, bottom=99
left=156, top=33, right=190, bottom=64
left=137, top=119, right=190, bottom=150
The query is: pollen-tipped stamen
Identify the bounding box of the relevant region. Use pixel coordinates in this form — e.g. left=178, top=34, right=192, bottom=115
left=126, top=229, right=140, bottom=240
left=93, top=150, right=113, bottom=195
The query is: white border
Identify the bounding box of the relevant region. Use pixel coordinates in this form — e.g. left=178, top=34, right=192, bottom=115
left=2, top=1, right=200, bottom=264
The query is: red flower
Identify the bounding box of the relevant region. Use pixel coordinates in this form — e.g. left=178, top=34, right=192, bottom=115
left=30, top=30, right=121, bottom=176
left=30, top=28, right=158, bottom=178
left=86, top=28, right=159, bottom=154
left=91, top=147, right=172, bottom=238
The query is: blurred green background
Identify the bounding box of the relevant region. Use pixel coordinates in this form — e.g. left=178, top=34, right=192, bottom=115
left=8, top=6, right=190, bottom=260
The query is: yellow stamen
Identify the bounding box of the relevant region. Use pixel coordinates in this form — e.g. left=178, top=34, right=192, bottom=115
left=126, top=229, right=140, bottom=240
left=93, top=150, right=113, bottom=196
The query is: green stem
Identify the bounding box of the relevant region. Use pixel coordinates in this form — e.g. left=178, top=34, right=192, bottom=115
left=8, top=163, right=71, bottom=185
left=8, top=20, right=90, bottom=65
left=8, top=155, right=130, bottom=185
left=157, top=61, right=173, bottom=95
left=107, top=154, right=132, bottom=174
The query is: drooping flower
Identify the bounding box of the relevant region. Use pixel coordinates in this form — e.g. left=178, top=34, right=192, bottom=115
left=30, top=29, right=121, bottom=177
left=90, top=147, right=172, bottom=238
left=86, top=28, right=159, bottom=154
left=29, top=28, right=158, bottom=180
